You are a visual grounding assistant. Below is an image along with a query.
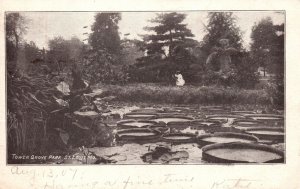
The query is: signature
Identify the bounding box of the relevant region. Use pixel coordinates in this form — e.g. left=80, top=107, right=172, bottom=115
left=211, top=178, right=260, bottom=189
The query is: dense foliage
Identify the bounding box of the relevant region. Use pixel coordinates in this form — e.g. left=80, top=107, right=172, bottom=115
left=7, top=69, right=62, bottom=157
left=89, top=13, right=122, bottom=55
left=47, top=36, right=85, bottom=73
left=202, top=12, right=243, bottom=53
left=250, top=17, right=284, bottom=76
left=143, top=12, right=196, bottom=59
left=130, top=12, right=198, bottom=83
left=83, top=13, right=128, bottom=84
left=6, top=12, right=27, bottom=74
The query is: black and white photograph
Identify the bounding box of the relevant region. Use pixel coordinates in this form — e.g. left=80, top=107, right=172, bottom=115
left=6, top=11, right=285, bottom=165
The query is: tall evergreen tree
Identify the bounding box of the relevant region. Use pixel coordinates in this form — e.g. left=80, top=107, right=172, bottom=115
left=143, top=12, right=196, bottom=59
left=202, top=12, right=243, bottom=53
left=84, top=13, right=127, bottom=84
left=89, top=13, right=121, bottom=55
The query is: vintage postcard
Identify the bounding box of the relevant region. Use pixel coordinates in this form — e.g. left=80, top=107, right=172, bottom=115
left=5, top=10, right=285, bottom=165
left=1, top=0, right=300, bottom=189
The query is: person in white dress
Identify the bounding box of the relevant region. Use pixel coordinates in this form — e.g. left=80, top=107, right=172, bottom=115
left=174, top=71, right=185, bottom=86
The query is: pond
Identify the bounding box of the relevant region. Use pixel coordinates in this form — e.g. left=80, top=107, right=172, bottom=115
left=59, top=103, right=285, bottom=164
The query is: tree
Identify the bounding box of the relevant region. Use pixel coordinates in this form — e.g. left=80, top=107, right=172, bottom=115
left=233, top=52, right=259, bottom=88
left=132, top=12, right=197, bottom=83
left=68, top=37, right=85, bottom=61
left=121, top=39, right=144, bottom=65
left=250, top=17, right=284, bottom=76
left=83, top=13, right=127, bottom=84
left=202, top=12, right=243, bottom=53
left=143, top=12, right=196, bottom=59
left=6, top=13, right=27, bottom=71
left=47, top=36, right=84, bottom=73
left=272, top=23, right=284, bottom=76
left=24, top=41, right=41, bottom=63
left=48, top=36, right=69, bottom=61
left=200, top=12, right=247, bottom=87
left=89, top=13, right=121, bottom=56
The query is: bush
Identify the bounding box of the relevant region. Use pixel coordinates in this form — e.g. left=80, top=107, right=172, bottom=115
left=233, top=55, right=260, bottom=89
left=264, top=77, right=284, bottom=107
left=201, top=52, right=259, bottom=89
left=202, top=70, right=235, bottom=87
left=80, top=49, right=128, bottom=85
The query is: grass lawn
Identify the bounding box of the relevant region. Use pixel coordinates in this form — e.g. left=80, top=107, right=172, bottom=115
left=99, top=83, right=271, bottom=106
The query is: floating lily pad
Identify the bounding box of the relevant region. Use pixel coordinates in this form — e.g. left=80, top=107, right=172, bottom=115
left=151, top=116, right=193, bottom=124
left=231, top=111, right=256, bottom=115
left=190, top=119, right=222, bottom=127
left=162, top=133, right=196, bottom=143
left=131, top=108, right=164, bottom=113
left=206, top=114, right=245, bottom=120
left=198, top=132, right=258, bottom=146
left=232, top=118, right=259, bottom=124
left=123, top=113, right=157, bottom=119
left=202, top=142, right=284, bottom=163
left=116, top=128, right=161, bottom=142
left=117, top=120, right=158, bottom=129
left=245, top=114, right=283, bottom=121
left=245, top=128, right=284, bottom=142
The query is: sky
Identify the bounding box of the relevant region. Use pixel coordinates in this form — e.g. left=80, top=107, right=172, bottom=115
left=21, top=11, right=285, bottom=50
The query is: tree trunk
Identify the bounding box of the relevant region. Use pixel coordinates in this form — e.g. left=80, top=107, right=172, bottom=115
left=13, top=29, right=19, bottom=50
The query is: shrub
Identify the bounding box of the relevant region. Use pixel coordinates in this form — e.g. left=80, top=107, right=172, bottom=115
left=233, top=55, right=260, bottom=89
left=264, top=77, right=284, bottom=107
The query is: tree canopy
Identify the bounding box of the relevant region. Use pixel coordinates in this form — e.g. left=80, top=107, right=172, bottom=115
left=143, top=12, right=196, bottom=59
left=250, top=17, right=284, bottom=75
left=82, top=13, right=127, bottom=84
left=202, top=12, right=243, bottom=53
left=47, top=36, right=85, bottom=73
left=6, top=13, right=27, bottom=64
left=48, top=36, right=84, bottom=62
left=89, top=13, right=121, bottom=55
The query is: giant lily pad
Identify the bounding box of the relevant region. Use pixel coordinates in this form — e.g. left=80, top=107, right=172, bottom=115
left=202, top=142, right=284, bottom=163
left=151, top=116, right=193, bottom=125
left=198, top=132, right=258, bottom=146
left=116, top=128, right=161, bottom=142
